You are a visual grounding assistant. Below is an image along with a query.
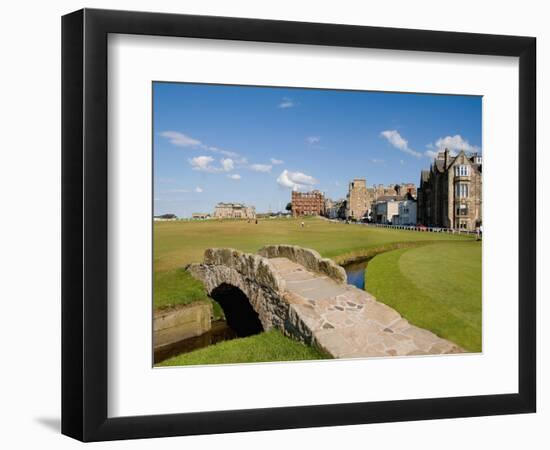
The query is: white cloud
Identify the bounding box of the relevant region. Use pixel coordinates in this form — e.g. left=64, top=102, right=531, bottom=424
left=249, top=163, right=272, bottom=173
left=221, top=158, right=234, bottom=172
left=227, top=174, right=241, bottom=180
left=426, top=135, right=480, bottom=158
left=306, top=136, right=321, bottom=145
left=160, top=131, right=244, bottom=160
left=380, top=130, right=422, bottom=158
left=189, top=156, right=235, bottom=173
left=195, top=186, right=203, bottom=193
left=160, top=131, right=201, bottom=147
left=370, top=158, right=385, bottom=164
left=278, top=97, right=295, bottom=109
left=270, top=158, right=284, bottom=165
left=276, top=169, right=318, bottom=191
left=400, top=159, right=405, bottom=165
left=209, top=146, right=240, bottom=158
left=189, top=155, right=215, bottom=171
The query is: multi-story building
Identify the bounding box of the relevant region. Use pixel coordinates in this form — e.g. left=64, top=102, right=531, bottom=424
left=291, top=190, right=325, bottom=217
left=394, top=200, right=417, bottom=225
left=213, top=202, right=256, bottom=219
left=373, top=200, right=400, bottom=224
left=346, top=178, right=370, bottom=220
left=324, top=198, right=347, bottom=219
left=368, top=183, right=417, bottom=201
left=417, top=149, right=482, bottom=230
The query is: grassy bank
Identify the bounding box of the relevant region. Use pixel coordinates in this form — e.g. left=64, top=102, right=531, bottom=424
left=157, top=330, right=331, bottom=367
left=154, top=217, right=473, bottom=309
left=366, top=241, right=482, bottom=352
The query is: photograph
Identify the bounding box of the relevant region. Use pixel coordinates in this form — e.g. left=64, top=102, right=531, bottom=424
left=0, top=0, right=543, bottom=446
left=152, top=83, right=483, bottom=367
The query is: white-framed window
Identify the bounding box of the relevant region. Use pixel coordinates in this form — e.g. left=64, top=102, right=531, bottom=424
left=454, top=165, right=470, bottom=176
left=457, top=204, right=469, bottom=216
left=455, top=183, right=469, bottom=198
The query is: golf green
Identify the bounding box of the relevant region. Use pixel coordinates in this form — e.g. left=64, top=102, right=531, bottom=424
left=366, top=241, right=482, bottom=352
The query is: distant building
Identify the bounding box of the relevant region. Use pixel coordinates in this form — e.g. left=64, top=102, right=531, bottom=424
left=417, top=149, right=482, bottom=230
left=324, top=198, right=347, bottom=219
left=191, top=213, right=210, bottom=220
left=213, top=202, right=256, bottom=219
left=373, top=200, right=400, bottom=224
left=368, top=183, right=417, bottom=201
left=346, top=179, right=370, bottom=220
left=291, top=190, right=325, bottom=217
left=154, top=213, right=177, bottom=221
left=394, top=200, right=417, bottom=225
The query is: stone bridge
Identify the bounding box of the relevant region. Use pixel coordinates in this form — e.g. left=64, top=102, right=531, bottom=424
left=188, top=245, right=462, bottom=359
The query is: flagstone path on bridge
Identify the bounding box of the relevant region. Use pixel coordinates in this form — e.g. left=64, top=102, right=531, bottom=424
left=189, top=245, right=463, bottom=359
left=268, top=257, right=463, bottom=358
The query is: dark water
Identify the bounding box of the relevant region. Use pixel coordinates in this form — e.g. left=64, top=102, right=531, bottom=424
left=154, top=320, right=237, bottom=364
left=155, top=284, right=268, bottom=363
left=343, top=259, right=368, bottom=290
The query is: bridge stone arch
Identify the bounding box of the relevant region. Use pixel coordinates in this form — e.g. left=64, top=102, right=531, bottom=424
left=188, top=248, right=291, bottom=331
left=188, top=245, right=463, bottom=358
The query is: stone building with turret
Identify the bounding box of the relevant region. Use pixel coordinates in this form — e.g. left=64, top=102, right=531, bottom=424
left=417, top=149, right=482, bottom=230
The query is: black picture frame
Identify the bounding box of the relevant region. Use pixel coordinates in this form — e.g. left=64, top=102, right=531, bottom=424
left=61, top=8, right=536, bottom=442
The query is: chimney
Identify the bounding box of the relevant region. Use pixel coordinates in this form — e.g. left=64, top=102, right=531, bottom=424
left=444, top=148, right=450, bottom=168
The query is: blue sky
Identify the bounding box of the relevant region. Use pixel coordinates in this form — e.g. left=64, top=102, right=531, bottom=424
left=153, top=82, right=481, bottom=217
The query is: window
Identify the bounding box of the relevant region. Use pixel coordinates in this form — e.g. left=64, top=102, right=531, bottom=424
left=454, top=165, right=470, bottom=177
left=455, top=183, right=469, bottom=198
left=457, top=204, right=469, bottom=216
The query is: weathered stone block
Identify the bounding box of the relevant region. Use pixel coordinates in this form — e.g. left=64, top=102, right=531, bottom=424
left=258, top=245, right=347, bottom=284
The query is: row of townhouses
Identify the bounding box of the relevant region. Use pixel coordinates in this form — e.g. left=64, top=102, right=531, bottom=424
left=290, top=149, right=482, bottom=231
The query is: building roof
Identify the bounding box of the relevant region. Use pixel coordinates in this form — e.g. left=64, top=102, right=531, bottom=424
left=376, top=195, right=406, bottom=202
left=215, top=202, right=251, bottom=208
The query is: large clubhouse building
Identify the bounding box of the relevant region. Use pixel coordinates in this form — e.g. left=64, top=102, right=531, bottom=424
left=213, top=202, right=256, bottom=219
left=417, top=149, right=482, bottom=231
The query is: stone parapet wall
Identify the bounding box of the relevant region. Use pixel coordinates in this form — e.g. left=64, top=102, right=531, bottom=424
left=188, top=249, right=289, bottom=332
left=201, top=248, right=286, bottom=292
left=258, top=245, right=347, bottom=284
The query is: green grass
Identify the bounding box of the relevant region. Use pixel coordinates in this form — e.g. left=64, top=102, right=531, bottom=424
left=154, top=217, right=473, bottom=309
left=153, top=268, right=224, bottom=318
left=366, top=241, right=482, bottom=352
left=157, top=329, right=331, bottom=367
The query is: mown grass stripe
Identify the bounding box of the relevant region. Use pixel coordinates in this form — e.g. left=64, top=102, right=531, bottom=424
left=366, top=241, right=481, bottom=352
